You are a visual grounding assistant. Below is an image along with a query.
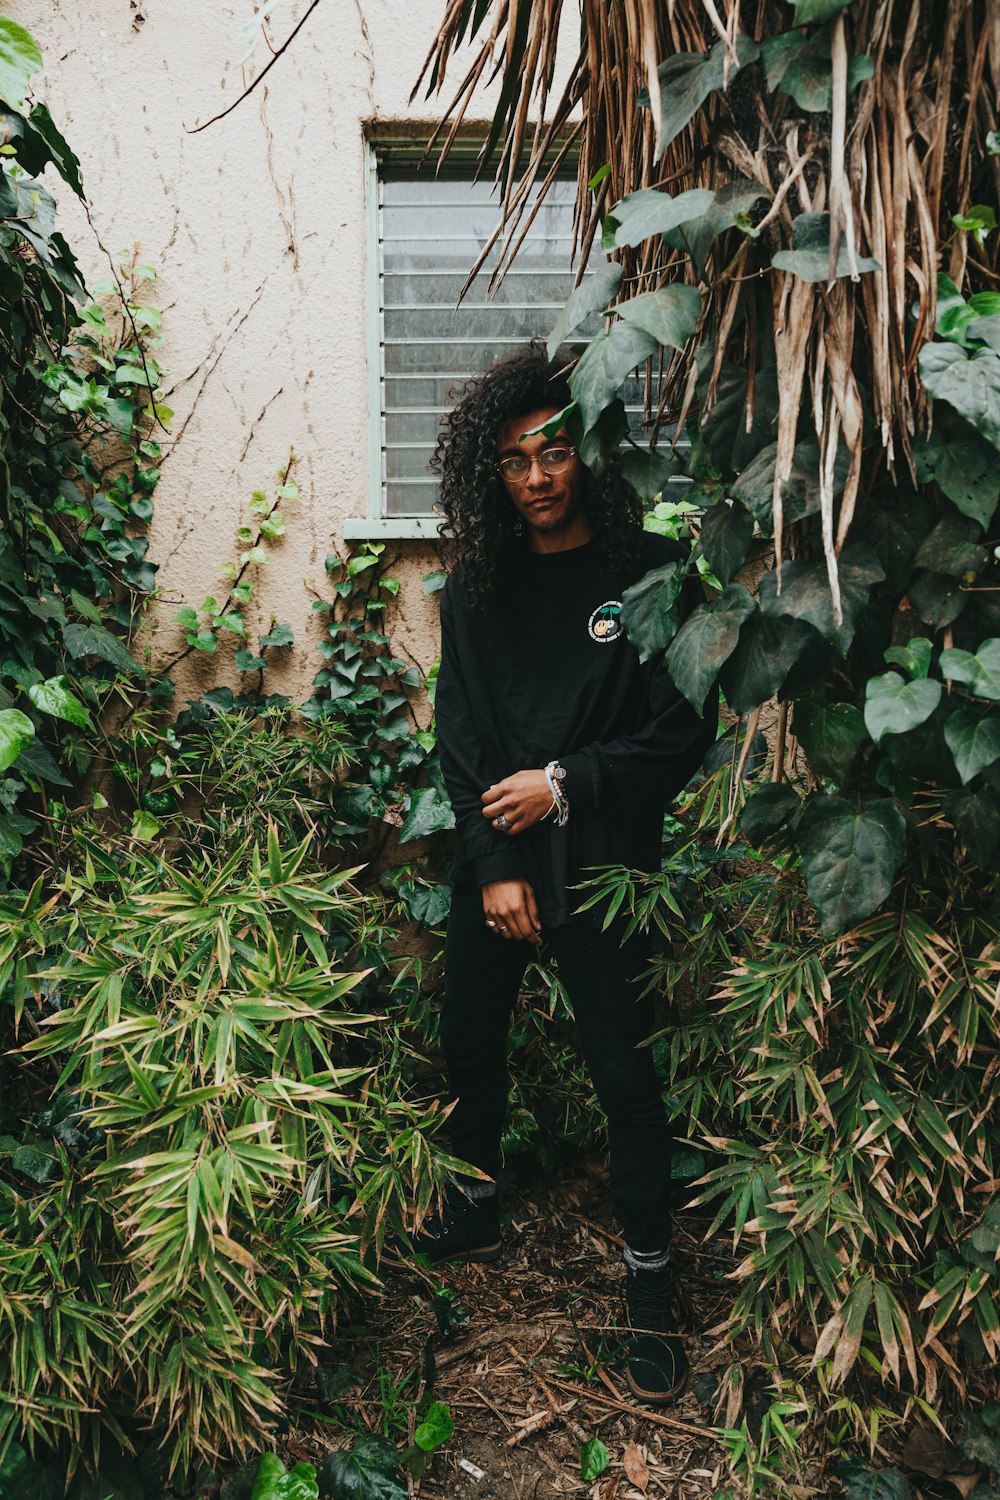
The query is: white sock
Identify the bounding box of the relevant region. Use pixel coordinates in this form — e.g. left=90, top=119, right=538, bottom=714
left=623, top=1244, right=671, bottom=1273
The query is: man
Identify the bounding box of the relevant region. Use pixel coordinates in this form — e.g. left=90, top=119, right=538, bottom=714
left=418, top=343, right=717, bottom=1406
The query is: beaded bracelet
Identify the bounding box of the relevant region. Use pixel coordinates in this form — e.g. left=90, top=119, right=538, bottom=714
left=544, top=761, right=570, bottom=827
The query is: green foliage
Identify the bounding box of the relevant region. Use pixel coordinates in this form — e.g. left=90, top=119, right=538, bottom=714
left=579, top=1437, right=610, bottom=1480
left=317, top=1434, right=406, bottom=1500
left=251, top=1455, right=318, bottom=1500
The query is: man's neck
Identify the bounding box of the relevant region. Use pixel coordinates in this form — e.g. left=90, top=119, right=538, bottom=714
left=526, top=517, right=594, bottom=554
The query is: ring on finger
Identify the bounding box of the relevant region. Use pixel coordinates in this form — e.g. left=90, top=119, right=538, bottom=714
left=494, top=813, right=511, bottom=832
left=486, top=919, right=497, bottom=929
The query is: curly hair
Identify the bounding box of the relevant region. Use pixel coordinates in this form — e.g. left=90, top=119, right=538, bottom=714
left=431, top=341, right=643, bottom=607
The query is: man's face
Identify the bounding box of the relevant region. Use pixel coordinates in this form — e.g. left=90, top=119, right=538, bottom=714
left=496, top=406, right=587, bottom=541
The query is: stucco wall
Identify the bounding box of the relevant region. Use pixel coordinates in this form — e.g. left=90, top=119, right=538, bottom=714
left=24, top=0, right=565, bottom=705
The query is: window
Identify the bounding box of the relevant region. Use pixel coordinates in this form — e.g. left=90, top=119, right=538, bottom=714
left=345, top=138, right=590, bottom=538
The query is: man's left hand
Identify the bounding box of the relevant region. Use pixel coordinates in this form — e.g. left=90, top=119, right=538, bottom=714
left=482, top=770, right=553, bottom=836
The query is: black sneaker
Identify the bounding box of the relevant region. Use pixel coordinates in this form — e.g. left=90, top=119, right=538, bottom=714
left=623, top=1262, right=690, bottom=1405
left=409, top=1189, right=502, bottom=1265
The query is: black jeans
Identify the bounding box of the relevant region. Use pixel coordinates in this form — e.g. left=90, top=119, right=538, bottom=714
left=440, top=872, right=673, bottom=1253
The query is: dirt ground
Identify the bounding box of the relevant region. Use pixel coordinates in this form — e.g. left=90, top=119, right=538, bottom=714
left=289, top=1160, right=761, bottom=1500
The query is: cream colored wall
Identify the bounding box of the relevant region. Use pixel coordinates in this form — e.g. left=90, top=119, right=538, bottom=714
left=25, top=0, right=560, bottom=704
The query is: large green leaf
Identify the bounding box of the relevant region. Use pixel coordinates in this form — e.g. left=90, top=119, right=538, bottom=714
left=758, top=542, right=884, bottom=652
left=0, top=17, right=42, bottom=112
left=615, top=284, right=702, bottom=350
left=740, top=783, right=801, bottom=846
left=772, top=211, right=879, bottom=282
left=620, top=446, right=676, bottom=498
left=250, top=1455, right=318, bottom=1500
left=317, top=1435, right=406, bottom=1500
left=944, top=709, right=1000, bottom=784
left=63, top=622, right=145, bottom=676
left=796, top=796, right=907, bottom=935
left=663, top=177, right=769, bottom=276
left=579, top=1438, right=610, bottom=1482
left=547, top=262, right=623, bottom=358
left=700, top=364, right=780, bottom=480
left=908, top=570, right=967, bottom=629
left=919, top=342, right=1000, bottom=450
left=883, top=637, right=932, bottom=680
left=718, top=613, right=817, bottom=715
left=414, top=1401, right=453, bottom=1452
left=0, top=708, right=34, bottom=774
left=914, top=513, right=987, bottom=578
left=399, top=784, right=455, bottom=843
left=862, top=494, right=934, bottom=597
left=621, top=560, right=686, bottom=663
left=27, top=675, right=94, bottom=729
left=638, top=34, right=760, bottom=157
left=664, top=584, right=756, bottom=713
left=913, top=420, right=1000, bottom=529
left=941, top=639, right=1000, bottom=699
left=577, top=395, right=629, bottom=473
left=603, top=189, right=717, bottom=250
left=793, top=697, right=868, bottom=785
left=949, top=787, right=1000, bottom=864
left=762, top=27, right=873, bottom=112
left=864, top=672, right=942, bottom=744
left=569, top=322, right=659, bottom=432
left=837, top=1458, right=914, bottom=1500
left=21, top=103, right=85, bottom=199
left=731, top=438, right=847, bottom=530
left=698, top=502, right=753, bottom=587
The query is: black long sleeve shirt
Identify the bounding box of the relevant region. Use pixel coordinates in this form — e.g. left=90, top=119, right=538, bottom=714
left=436, top=533, right=719, bottom=927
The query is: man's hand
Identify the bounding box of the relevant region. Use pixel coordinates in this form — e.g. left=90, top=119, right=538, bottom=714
left=482, top=878, right=542, bottom=943
left=481, top=769, right=553, bottom=836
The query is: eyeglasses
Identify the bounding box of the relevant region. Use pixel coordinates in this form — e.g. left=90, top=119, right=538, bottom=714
left=496, top=445, right=577, bottom=482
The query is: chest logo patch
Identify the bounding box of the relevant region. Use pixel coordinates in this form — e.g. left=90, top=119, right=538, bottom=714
left=588, top=600, right=624, bottom=644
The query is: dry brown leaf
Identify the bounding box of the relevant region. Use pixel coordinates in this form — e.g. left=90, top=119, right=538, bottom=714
left=623, top=1440, right=650, bottom=1492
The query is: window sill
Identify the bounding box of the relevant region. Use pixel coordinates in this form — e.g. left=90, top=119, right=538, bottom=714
left=341, top=516, right=443, bottom=541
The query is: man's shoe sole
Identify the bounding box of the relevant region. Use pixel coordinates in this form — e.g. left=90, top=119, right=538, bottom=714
left=625, top=1365, right=690, bottom=1406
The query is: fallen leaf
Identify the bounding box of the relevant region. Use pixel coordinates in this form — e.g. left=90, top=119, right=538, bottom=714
left=623, top=1441, right=649, bottom=1492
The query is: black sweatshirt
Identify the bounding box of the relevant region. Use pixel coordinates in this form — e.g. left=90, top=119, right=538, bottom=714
left=436, top=532, right=719, bottom=927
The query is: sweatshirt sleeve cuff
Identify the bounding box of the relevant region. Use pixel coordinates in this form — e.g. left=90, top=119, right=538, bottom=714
left=473, top=848, right=525, bottom=886
left=560, top=753, right=597, bottom=810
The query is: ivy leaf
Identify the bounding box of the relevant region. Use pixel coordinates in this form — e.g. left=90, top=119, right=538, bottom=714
left=637, top=35, right=760, bottom=158
left=11, top=1145, right=57, bottom=1184
left=579, top=1438, right=611, bottom=1482
left=718, top=613, right=817, bottom=715
left=758, top=542, right=884, bottom=652
left=698, top=502, right=753, bottom=587
left=940, top=639, right=1000, bottom=699
left=547, top=262, right=623, bottom=357
left=944, top=709, right=1000, bottom=784
left=0, top=709, right=34, bottom=774
left=883, top=637, right=933, bottom=680
left=731, top=438, right=847, bottom=530
left=914, top=514, right=987, bottom=578
left=250, top=1454, right=319, bottom=1500
left=27, top=676, right=93, bottom=729
left=569, top=322, right=659, bottom=433
left=945, top=788, right=1000, bottom=867
left=740, top=783, right=801, bottom=846
left=317, top=1435, right=406, bottom=1500
left=235, top=650, right=268, bottom=673
left=796, top=796, right=907, bottom=935
left=663, top=177, right=769, bottom=276
left=908, top=570, right=967, bottom=629
left=423, top=570, right=447, bottom=595
left=414, top=1401, right=453, bottom=1452
left=789, top=0, right=856, bottom=22
left=621, top=561, right=686, bottom=663
left=619, top=447, right=677, bottom=499
left=21, top=102, right=85, bottom=199
left=913, top=421, right=1000, bottom=530
left=836, top=1458, right=915, bottom=1500
left=762, top=27, right=873, bottom=112
left=0, top=17, right=42, bottom=111
left=773, top=211, right=880, bottom=282
left=260, top=622, right=294, bottom=648
left=63, top=622, right=144, bottom=677
left=399, top=785, right=455, bottom=843
left=919, top=342, right=1000, bottom=450
left=615, top=284, right=702, bottom=350
left=864, top=673, right=941, bottom=744
left=665, top=585, right=756, bottom=714
left=602, top=188, right=717, bottom=250
left=577, top=396, right=629, bottom=473
left=793, top=697, right=868, bottom=785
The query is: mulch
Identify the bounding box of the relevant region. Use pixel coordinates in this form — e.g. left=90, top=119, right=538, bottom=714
left=288, top=1160, right=770, bottom=1500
